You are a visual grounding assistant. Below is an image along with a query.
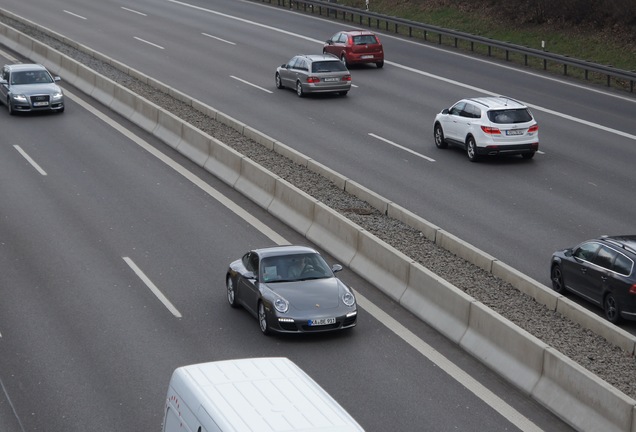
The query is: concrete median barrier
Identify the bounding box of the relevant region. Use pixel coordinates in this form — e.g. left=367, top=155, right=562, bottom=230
left=268, top=178, right=317, bottom=236
left=400, top=262, right=472, bottom=343
left=460, top=302, right=547, bottom=394
left=436, top=230, right=495, bottom=272
left=306, top=203, right=362, bottom=266
left=533, top=347, right=635, bottom=432
left=153, top=109, right=183, bottom=150
left=234, top=157, right=277, bottom=210
left=350, top=232, right=412, bottom=302
left=176, top=122, right=212, bottom=167
left=131, top=96, right=160, bottom=135
left=204, top=139, right=244, bottom=187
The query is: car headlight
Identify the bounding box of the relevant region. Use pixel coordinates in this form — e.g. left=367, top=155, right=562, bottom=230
left=342, top=291, right=355, bottom=307
left=51, top=91, right=63, bottom=100
left=12, top=94, right=27, bottom=102
left=274, top=297, right=289, bottom=313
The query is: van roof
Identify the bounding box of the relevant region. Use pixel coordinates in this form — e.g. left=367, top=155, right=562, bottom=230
left=170, top=357, right=364, bottom=432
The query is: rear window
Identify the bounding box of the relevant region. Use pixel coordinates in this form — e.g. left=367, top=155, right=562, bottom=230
left=487, top=109, right=533, bottom=124
left=352, top=35, right=379, bottom=45
left=312, top=61, right=347, bottom=73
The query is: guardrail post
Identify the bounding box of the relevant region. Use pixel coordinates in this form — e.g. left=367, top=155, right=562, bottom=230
left=454, top=37, right=458, bottom=48
left=524, top=54, right=528, bottom=66
left=438, top=34, right=442, bottom=44
left=488, top=46, right=491, bottom=56
left=543, top=59, right=547, bottom=70
left=564, top=64, right=568, bottom=76
left=506, top=50, right=509, bottom=61
left=471, top=41, right=474, bottom=52
left=607, top=75, right=611, bottom=87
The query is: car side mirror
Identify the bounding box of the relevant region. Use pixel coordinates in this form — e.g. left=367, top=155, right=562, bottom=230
left=442, top=108, right=449, bottom=115
left=564, top=249, right=573, bottom=257
left=331, top=264, right=343, bottom=273
left=326, top=40, right=332, bottom=45
left=54, top=76, right=61, bottom=82
left=244, top=271, right=257, bottom=280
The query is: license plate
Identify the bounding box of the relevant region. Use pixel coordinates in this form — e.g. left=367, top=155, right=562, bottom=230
left=361, top=55, right=373, bottom=59
left=308, top=317, right=336, bottom=326
left=323, top=77, right=338, bottom=82
left=33, top=101, right=49, bottom=107
left=506, top=130, right=524, bottom=136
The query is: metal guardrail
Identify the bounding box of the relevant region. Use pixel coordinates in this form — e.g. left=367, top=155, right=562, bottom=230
left=254, top=0, right=636, bottom=93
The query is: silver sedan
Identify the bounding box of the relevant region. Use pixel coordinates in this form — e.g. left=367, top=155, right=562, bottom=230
left=0, top=63, right=65, bottom=115
left=275, top=54, right=352, bottom=97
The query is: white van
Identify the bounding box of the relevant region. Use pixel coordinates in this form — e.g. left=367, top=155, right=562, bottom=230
left=162, top=357, right=365, bottom=432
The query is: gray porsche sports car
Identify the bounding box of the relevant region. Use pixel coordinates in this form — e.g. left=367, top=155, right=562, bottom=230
left=226, top=245, right=358, bottom=335
left=0, top=63, right=65, bottom=114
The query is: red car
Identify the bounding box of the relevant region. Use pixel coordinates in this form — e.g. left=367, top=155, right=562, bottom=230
left=323, top=30, right=384, bottom=68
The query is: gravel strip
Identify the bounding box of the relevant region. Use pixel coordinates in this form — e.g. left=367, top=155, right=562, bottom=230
left=3, top=16, right=635, bottom=400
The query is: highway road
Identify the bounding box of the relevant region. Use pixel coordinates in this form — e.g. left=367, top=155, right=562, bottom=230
left=2, top=0, right=634, bottom=306
left=0, top=47, right=576, bottom=430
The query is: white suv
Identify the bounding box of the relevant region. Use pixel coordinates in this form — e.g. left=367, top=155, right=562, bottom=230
left=433, top=96, right=539, bottom=162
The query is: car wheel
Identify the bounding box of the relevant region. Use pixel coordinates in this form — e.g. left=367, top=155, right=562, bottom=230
left=58, top=107, right=65, bottom=114
left=226, top=276, right=238, bottom=308
left=434, top=123, right=448, bottom=149
left=339, top=91, right=348, bottom=96
left=550, top=264, right=566, bottom=294
left=376, top=60, right=384, bottom=68
left=340, top=54, right=349, bottom=67
left=258, top=301, right=270, bottom=335
left=296, top=81, right=304, bottom=98
left=466, top=136, right=479, bottom=162
left=7, top=99, right=14, bottom=116
left=603, top=293, right=621, bottom=324
left=275, top=72, right=284, bottom=89
left=522, top=152, right=535, bottom=159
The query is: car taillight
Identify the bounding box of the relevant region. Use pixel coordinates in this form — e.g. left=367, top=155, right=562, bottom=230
left=306, top=76, right=320, bottom=83
left=528, top=124, right=539, bottom=133
left=347, top=36, right=353, bottom=46
left=629, top=284, right=636, bottom=295
left=481, top=126, right=501, bottom=135
left=342, top=75, right=351, bottom=82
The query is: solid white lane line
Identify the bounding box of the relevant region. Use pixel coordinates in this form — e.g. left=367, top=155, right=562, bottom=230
left=121, top=7, right=147, bottom=16
left=123, top=257, right=182, bottom=318
left=369, top=133, right=435, bottom=162
left=63, top=10, right=87, bottom=20
left=230, top=76, right=273, bottom=93
left=134, top=37, right=165, bottom=49
left=355, top=292, right=544, bottom=432
left=68, top=87, right=539, bottom=429
left=13, top=145, right=47, bottom=176
left=202, top=33, right=236, bottom=45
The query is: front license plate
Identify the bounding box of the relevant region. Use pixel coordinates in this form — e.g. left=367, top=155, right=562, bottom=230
left=308, top=317, right=336, bottom=326
left=33, top=101, right=49, bottom=107
left=506, top=129, right=524, bottom=136
left=323, top=77, right=338, bottom=82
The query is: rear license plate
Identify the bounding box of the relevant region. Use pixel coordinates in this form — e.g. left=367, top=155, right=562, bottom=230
left=33, top=101, right=49, bottom=107
left=308, top=317, right=336, bottom=326
left=361, top=55, right=373, bottom=59
left=506, top=130, right=524, bottom=136
left=323, top=77, right=338, bottom=82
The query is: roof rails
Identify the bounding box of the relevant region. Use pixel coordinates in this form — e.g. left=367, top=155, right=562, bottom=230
left=601, top=235, right=636, bottom=255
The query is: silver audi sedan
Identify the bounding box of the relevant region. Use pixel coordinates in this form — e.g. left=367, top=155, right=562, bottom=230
left=0, top=63, right=65, bottom=114
left=275, top=54, right=352, bottom=97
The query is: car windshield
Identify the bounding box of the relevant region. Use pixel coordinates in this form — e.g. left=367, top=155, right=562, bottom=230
left=487, top=108, right=533, bottom=124
left=311, top=61, right=347, bottom=73
left=261, top=253, right=333, bottom=282
left=11, top=70, right=53, bottom=85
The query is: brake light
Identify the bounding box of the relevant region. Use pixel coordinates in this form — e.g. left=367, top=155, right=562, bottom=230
left=629, top=284, right=636, bottom=295
left=347, top=36, right=353, bottom=46
left=306, top=76, right=320, bottom=83
left=528, top=124, right=539, bottom=133
left=481, top=126, right=501, bottom=135
left=342, top=75, right=352, bottom=82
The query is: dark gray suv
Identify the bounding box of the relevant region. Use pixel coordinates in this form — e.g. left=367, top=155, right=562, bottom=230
left=551, top=235, right=636, bottom=323
left=0, top=63, right=65, bottom=114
